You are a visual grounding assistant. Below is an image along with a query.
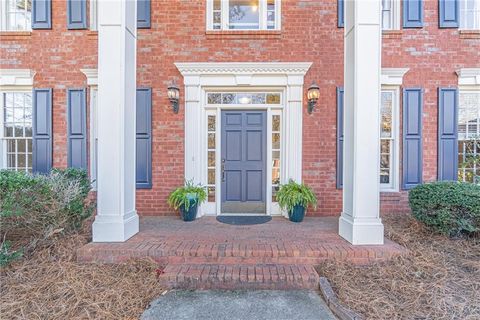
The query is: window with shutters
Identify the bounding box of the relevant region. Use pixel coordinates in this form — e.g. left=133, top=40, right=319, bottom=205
left=206, top=0, right=281, bottom=31
left=0, top=91, right=33, bottom=172
left=380, top=88, right=399, bottom=191
left=458, top=90, right=480, bottom=184
left=460, top=0, right=480, bottom=30
left=0, top=0, right=32, bottom=31
left=381, top=0, right=400, bottom=30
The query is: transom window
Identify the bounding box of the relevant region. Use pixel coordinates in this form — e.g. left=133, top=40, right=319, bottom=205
left=380, top=89, right=399, bottom=190
left=458, top=91, right=480, bottom=183
left=460, top=0, right=480, bottom=30
left=0, top=91, right=33, bottom=172
left=207, top=92, right=281, bottom=105
left=207, top=0, right=280, bottom=31
left=0, top=0, right=32, bottom=31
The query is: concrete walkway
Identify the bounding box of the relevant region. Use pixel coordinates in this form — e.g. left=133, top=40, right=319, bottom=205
left=141, top=290, right=336, bottom=320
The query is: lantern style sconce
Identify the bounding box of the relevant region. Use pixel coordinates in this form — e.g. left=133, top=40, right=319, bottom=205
left=167, top=84, right=180, bottom=114
left=307, top=82, right=320, bottom=114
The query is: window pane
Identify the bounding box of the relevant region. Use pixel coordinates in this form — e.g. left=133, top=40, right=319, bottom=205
left=208, top=93, right=222, bottom=104
left=208, top=115, right=216, bottom=131
left=266, top=93, right=281, bottom=104
left=272, top=133, right=280, bottom=149
left=208, top=186, right=216, bottom=202
left=208, top=133, right=216, bottom=149
left=208, top=169, right=215, bottom=184
left=272, top=115, right=280, bottom=131
left=208, top=151, right=216, bottom=167
left=229, top=0, right=260, bottom=30
left=222, top=93, right=235, bottom=104
left=381, top=92, right=393, bottom=137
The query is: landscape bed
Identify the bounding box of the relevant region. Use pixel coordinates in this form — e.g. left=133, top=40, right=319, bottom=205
left=316, top=214, right=480, bottom=320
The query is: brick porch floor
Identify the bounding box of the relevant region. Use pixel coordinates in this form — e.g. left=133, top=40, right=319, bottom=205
left=77, top=216, right=406, bottom=289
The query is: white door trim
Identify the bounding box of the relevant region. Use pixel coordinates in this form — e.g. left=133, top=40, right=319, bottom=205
left=175, top=62, right=312, bottom=217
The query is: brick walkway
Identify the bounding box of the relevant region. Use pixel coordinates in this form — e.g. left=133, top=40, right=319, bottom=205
left=77, top=216, right=406, bottom=289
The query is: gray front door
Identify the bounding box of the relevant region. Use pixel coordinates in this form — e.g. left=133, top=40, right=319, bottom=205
left=221, top=110, right=266, bottom=214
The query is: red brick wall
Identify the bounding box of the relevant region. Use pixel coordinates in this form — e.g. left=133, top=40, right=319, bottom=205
left=1, top=0, right=478, bottom=217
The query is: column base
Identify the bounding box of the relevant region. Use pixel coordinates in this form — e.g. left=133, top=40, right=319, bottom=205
left=339, top=214, right=384, bottom=245
left=92, top=210, right=139, bottom=242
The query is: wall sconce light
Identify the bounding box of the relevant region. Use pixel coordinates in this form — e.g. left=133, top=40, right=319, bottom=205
left=307, top=82, right=320, bottom=114
left=167, top=83, right=180, bottom=114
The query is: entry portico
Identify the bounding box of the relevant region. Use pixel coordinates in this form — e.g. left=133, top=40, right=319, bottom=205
left=92, top=0, right=384, bottom=245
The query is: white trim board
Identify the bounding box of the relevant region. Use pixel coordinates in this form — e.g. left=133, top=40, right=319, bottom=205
left=456, top=68, right=480, bottom=86
left=0, top=69, right=35, bottom=87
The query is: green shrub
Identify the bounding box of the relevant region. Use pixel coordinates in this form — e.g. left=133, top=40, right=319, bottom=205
left=0, top=168, right=94, bottom=266
left=408, top=182, right=480, bottom=237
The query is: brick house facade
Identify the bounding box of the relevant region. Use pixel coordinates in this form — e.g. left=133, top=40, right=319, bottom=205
left=1, top=0, right=479, bottom=243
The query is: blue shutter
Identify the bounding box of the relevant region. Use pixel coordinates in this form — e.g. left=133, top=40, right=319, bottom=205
left=67, top=0, right=87, bottom=29
left=403, top=0, right=424, bottom=28
left=438, top=88, right=459, bottom=181
left=32, top=0, right=52, bottom=29
left=67, top=88, right=87, bottom=169
left=137, top=0, right=151, bottom=29
left=402, top=88, right=423, bottom=189
left=32, top=88, right=52, bottom=174
left=136, top=88, right=152, bottom=189
left=336, top=87, right=344, bottom=189
left=338, top=0, right=344, bottom=28
left=439, top=0, right=459, bottom=28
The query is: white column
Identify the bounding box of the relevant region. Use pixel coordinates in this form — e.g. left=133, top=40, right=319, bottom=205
left=339, top=0, right=384, bottom=245
left=92, top=0, right=139, bottom=242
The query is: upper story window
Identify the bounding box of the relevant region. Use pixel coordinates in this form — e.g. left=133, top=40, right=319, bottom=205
left=0, top=0, right=32, bottom=31
left=460, top=0, right=480, bottom=30
left=381, top=0, right=400, bottom=30
left=207, top=0, right=281, bottom=31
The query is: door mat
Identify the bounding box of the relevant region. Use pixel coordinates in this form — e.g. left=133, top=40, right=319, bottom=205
left=216, top=216, right=272, bottom=225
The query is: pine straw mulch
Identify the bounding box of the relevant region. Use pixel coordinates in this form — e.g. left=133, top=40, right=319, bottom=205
left=316, top=214, right=480, bottom=320
left=0, top=222, right=165, bottom=320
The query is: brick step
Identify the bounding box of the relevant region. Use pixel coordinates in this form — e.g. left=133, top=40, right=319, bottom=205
left=158, top=264, right=320, bottom=290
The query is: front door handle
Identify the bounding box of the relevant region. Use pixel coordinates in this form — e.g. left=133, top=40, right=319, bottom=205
left=221, top=159, right=225, bottom=182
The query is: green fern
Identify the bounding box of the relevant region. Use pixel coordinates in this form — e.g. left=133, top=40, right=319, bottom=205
left=168, top=180, right=207, bottom=211
left=276, top=179, right=317, bottom=212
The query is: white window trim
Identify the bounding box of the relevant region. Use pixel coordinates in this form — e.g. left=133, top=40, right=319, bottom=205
left=457, top=69, right=480, bottom=184
left=459, top=0, right=480, bottom=30
left=380, top=86, right=400, bottom=192
left=0, top=0, right=32, bottom=32
left=456, top=68, right=480, bottom=87
left=89, top=0, right=98, bottom=31
left=382, top=0, right=401, bottom=31
left=80, top=69, right=98, bottom=189
left=175, top=62, right=311, bottom=218
left=0, top=87, right=34, bottom=171
left=379, top=68, right=408, bottom=192
left=206, top=0, right=281, bottom=31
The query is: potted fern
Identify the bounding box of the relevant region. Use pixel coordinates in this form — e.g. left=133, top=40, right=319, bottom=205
left=168, top=180, right=207, bottom=222
left=276, top=180, right=317, bottom=222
